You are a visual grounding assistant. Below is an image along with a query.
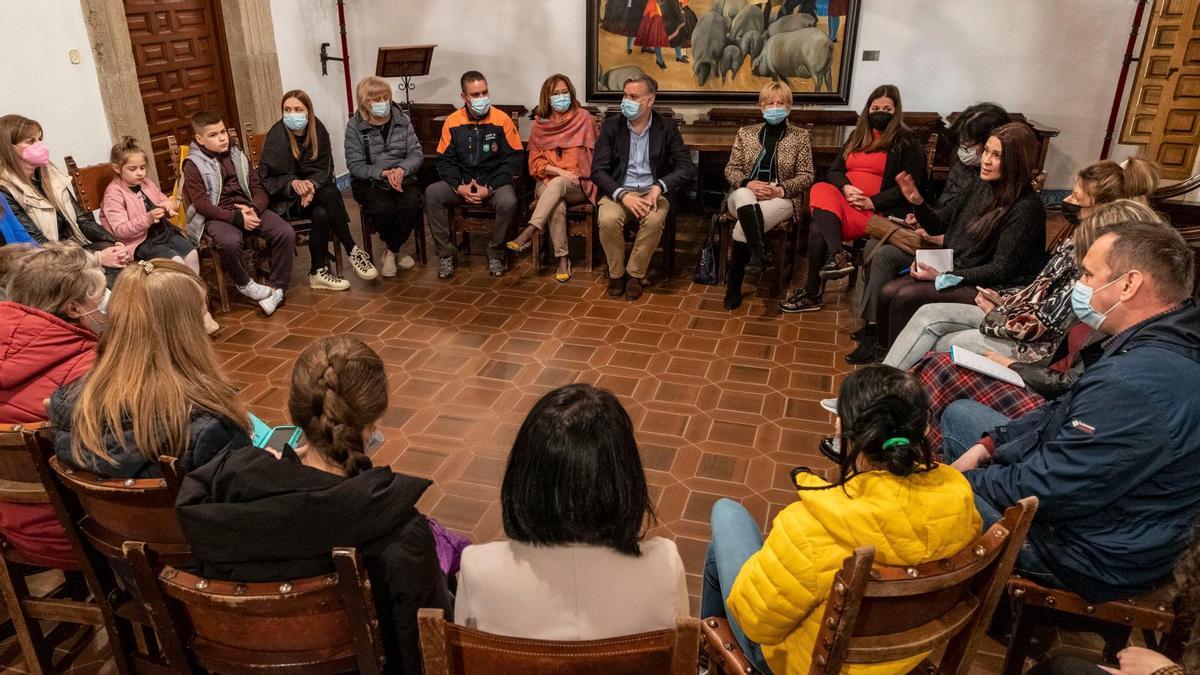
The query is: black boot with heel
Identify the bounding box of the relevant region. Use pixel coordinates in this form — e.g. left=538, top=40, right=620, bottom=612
left=736, top=203, right=767, bottom=274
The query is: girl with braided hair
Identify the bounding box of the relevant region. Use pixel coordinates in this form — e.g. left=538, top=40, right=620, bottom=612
left=701, top=365, right=982, bottom=674
left=177, top=335, right=453, bottom=675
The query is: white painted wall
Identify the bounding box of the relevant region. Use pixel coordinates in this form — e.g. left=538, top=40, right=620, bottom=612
left=269, top=0, right=358, bottom=173
left=1, top=0, right=113, bottom=167
left=0, top=0, right=1150, bottom=189
left=327, top=0, right=1141, bottom=189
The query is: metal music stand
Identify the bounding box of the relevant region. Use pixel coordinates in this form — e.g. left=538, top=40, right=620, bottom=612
left=376, top=44, right=436, bottom=111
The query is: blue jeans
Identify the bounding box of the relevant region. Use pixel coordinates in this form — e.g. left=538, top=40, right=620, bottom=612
left=940, top=400, right=1064, bottom=588
left=701, top=499, right=772, bottom=674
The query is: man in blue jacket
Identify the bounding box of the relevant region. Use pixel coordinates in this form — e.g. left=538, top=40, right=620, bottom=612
left=943, top=220, right=1200, bottom=602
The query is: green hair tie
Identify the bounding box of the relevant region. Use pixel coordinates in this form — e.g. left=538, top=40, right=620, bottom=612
left=881, top=437, right=911, bottom=450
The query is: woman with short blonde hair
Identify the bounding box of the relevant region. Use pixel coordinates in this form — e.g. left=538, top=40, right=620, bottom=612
left=720, top=80, right=813, bottom=309
left=50, top=259, right=251, bottom=478
left=345, top=76, right=423, bottom=278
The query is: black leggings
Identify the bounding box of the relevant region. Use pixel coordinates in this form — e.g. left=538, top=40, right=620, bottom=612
left=291, top=183, right=356, bottom=273
left=351, top=178, right=419, bottom=255
left=803, top=208, right=845, bottom=295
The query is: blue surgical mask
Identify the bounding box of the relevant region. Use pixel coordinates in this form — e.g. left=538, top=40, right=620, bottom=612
left=282, top=113, right=308, bottom=131
left=550, top=94, right=572, bottom=113
left=1071, top=275, right=1125, bottom=330
left=620, top=97, right=642, bottom=120
left=370, top=101, right=390, bottom=118
left=365, top=429, right=384, bottom=454
left=762, top=106, right=788, bottom=125
left=468, top=96, right=491, bottom=116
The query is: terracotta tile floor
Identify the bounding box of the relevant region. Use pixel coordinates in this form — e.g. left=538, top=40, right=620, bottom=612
left=0, top=201, right=1093, bottom=672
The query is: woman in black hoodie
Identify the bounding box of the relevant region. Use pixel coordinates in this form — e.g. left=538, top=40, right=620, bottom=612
left=176, top=335, right=453, bottom=674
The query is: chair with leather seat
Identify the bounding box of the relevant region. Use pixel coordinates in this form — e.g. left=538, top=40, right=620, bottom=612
left=417, top=608, right=700, bottom=675
left=701, top=496, right=1038, bottom=675
left=123, top=544, right=386, bottom=674
left=0, top=422, right=119, bottom=675
left=1001, top=578, right=1186, bottom=674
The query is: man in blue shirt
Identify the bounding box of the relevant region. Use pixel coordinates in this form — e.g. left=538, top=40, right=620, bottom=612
left=592, top=74, right=695, bottom=301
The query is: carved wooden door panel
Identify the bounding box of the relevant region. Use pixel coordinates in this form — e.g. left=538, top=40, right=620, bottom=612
left=124, top=0, right=240, bottom=181
left=1122, top=0, right=1200, bottom=179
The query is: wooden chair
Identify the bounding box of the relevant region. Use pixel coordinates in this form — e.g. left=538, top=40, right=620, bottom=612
left=36, top=453, right=190, bottom=672
left=417, top=608, right=700, bottom=675
left=0, top=422, right=118, bottom=675
left=122, top=544, right=387, bottom=674
left=65, top=156, right=117, bottom=214
left=702, top=497, right=1038, bottom=675
left=1001, top=578, right=1185, bottom=674
left=528, top=201, right=596, bottom=274
left=714, top=209, right=800, bottom=298
left=244, top=122, right=346, bottom=278
left=448, top=109, right=525, bottom=266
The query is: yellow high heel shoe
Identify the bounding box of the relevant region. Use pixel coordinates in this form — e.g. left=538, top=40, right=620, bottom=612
left=554, top=259, right=572, bottom=283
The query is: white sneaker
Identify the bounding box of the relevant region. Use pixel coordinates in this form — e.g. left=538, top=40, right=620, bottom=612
left=309, top=266, right=351, bottom=291
left=397, top=254, right=415, bottom=270
left=203, top=312, right=221, bottom=336
left=258, top=288, right=284, bottom=316
left=348, top=245, right=379, bottom=280
left=381, top=250, right=398, bottom=278
left=236, top=279, right=273, bottom=301
left=820, top=398, right=838, bottom=414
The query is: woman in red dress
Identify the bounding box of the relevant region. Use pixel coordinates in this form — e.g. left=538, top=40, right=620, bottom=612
left=780, top=84, right=926, bottom=313
left=634, top=0, right=675, bottom=69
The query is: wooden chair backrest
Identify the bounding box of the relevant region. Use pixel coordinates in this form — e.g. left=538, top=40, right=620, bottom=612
left=65, top=156, right=116, bottom=213
left=0, top=422, right=52, bottom=504
left=810, top=497, right=1038, bottom=674
left=132, top=545, right=385, bottom=674
left=418, top=608, right=700, bottom=675
left=244, top=122, right=265, bottom=169
left=924, top=132, right=940, bottom=176
left=47, top=455, right=188, bottom=565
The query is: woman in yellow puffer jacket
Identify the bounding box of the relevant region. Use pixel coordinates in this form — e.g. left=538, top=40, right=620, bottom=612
left=701, top=365, right=982, bottom=674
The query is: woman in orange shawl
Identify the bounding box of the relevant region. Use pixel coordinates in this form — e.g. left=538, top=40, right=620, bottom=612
left=507, top=74, right=597, bottom=282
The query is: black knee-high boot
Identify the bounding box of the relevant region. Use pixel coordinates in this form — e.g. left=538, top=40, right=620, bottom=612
left=725, top=241, right=750, bottom=310
left=736, top=203, right=767, bottom=272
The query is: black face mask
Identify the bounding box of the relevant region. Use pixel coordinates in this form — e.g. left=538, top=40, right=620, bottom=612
left=1060, top=200, right=1082, bottom=226
left=867, top=111, right=893, bottom=132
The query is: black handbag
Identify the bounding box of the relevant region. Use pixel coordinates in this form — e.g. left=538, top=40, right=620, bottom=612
left=693, top=216, right=721, bottom=285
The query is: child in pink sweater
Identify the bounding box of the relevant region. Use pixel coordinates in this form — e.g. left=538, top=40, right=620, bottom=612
left=100, top=136, right=219, bottom=333
left=100, top=136, right=197, bottom=271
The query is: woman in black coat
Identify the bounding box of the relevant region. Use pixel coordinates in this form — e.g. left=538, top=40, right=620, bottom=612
left=259, top=90, right=378, bottom=290
left=176, top=336, right=454, bottom=675
left=602, top=0, right=651, bottom=53
left=847, top=121, right=1047, bottom=363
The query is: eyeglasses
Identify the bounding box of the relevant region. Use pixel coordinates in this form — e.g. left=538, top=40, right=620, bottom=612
left=818, top=435, right=846, bottom=465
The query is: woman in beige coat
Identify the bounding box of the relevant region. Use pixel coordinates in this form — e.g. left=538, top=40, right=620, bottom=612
left=454, top=384, right=689, bottom=640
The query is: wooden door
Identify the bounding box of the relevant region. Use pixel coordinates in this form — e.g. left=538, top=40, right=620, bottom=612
left=1121, top=0, right=1200, bottom=179
left=124, top=0, right=240, bottom=181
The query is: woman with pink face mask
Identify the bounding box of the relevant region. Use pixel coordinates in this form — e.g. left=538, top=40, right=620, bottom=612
left=0, top=115, right=127, bottom=285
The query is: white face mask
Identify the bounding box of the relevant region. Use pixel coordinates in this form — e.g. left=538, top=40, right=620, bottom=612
left=80, top=287, right=110, bottom=333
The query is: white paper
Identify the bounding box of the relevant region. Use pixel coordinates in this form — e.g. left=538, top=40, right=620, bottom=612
left=950, top=346, right=1026, bottom=388
left=916, top=248, right=954, bottom=274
